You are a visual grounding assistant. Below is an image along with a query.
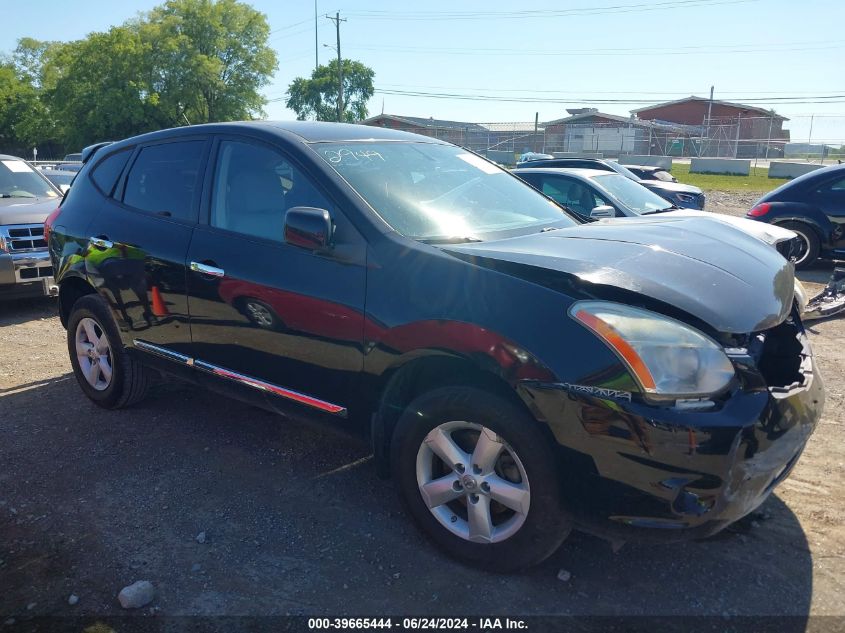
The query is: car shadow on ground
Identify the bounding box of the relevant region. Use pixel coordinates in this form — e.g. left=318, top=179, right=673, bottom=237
left=797, top=261, right=840, bottom=286
left=0, top=296, right=58, bottom=327
left=0, top=375, right=813, bottom=624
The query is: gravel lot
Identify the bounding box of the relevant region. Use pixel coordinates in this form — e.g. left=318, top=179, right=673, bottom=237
left=1, top=196, right=843, bottom=624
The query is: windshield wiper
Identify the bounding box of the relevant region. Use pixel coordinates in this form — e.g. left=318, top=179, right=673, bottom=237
left=416, top=235, right=483, bottom=244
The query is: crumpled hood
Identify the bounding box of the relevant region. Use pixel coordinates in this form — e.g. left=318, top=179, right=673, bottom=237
left=659, top=209, right=796, bottom=245
left=446, top=216, right=795, bottom=334
left=0, top=197, right=58, bottom=225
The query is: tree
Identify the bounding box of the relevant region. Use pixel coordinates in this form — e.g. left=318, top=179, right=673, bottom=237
left=45, top=27, right=165, bottom=149
left=286, top=59, right=374, bottom=122
left=142, top=0, right=277, bottom=124
left=0, top=0, right=278, bottom=153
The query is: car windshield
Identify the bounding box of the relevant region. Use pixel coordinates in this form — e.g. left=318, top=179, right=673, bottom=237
left=0, top=159, right=59, bottom=198
left=592, top=173, right=673, bottom=214
left=651, top=170, right=675, bottom=182
left=44, top=171, right=74, bottom=186
left=607, top=162, right=640, bottom=181
left=315, top=142, right=577, bottom=240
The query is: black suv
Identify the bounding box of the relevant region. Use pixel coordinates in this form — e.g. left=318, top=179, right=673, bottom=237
left=48, top=122, right=822, bottom=571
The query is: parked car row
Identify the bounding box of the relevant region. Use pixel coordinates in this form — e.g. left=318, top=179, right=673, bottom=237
left=517, top=156, right=706, bottom=210
left=44, top=122, right=824, bottom=571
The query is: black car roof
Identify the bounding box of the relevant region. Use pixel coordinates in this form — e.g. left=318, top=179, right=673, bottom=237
left=761, top=163, right=844, bottom=200
left=101, top=120, right=445, bottom=152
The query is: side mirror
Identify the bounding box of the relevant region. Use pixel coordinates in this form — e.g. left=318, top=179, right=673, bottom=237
left=284, top=207, right=333, bottom=251
left=59, top=184, right=70, bottom=194
left=590, top=205, right=616, bottom=219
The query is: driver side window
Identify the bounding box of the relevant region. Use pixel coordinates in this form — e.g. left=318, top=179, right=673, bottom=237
left=541, top=176, right=610, bottom=217
left=211, top=140, right=330, bottom=242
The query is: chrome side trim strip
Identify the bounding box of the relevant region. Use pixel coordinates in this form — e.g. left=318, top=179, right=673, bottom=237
left=132, top=339, right=347, bottom=417
left=133, top=339, right=193, bottom=365
left=193, top=360, right=347, bottom=417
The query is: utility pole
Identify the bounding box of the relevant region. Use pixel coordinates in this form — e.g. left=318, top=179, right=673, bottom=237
left=705, top=85, right=714, bottom=156
left=314, top=0, right=318, bottom=72
left=534, top=112, right=539, bottom=153
left=734, top=111, right=742, bottom=158
left=764, top=110, right=775, bottom=160
left=326, top=12, right=346, bottom=122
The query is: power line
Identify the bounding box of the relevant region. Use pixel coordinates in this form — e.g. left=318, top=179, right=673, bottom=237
left=377, top=83, right=845, bottom=96
left=344, top=41, right=844, bottom=57
left=371, top=88, right=845, bottom=106
left=344, top=0, right=759, bottom=20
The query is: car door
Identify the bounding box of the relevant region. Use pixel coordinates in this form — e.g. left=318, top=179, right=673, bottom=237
left=185, top=136, right=367, bottom=416
left=811, top=174, right=845, bottom=250
left=520, top=173, right=615, bottom=220
left=85, top=137, right=210, bottom=356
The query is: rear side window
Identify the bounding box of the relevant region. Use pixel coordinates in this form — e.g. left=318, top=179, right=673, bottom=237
left=91, top=149, right=131, bottom=196
left=122, top=140, right=205, bottom=220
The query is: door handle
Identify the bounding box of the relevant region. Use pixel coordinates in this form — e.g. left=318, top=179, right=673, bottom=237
left=89, top=236, right=114, bottom=249
left=190, top=261, right=225, bottom=278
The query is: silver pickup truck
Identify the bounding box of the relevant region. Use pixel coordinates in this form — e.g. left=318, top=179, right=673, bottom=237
left=0, top=155, right=62, bottom=299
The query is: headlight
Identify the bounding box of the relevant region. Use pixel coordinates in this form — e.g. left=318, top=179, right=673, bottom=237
left=570, top=301, right=735, bottom=401
left=673, top=192, right=696, bottom=206
left=0, top=236, right=7, bottom=253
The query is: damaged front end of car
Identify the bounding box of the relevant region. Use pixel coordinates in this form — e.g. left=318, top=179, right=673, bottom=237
left=802, top=267, right=845, bottom=321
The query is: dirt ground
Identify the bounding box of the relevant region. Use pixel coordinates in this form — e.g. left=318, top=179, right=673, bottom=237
left=1, top=195, right=843, bottom=624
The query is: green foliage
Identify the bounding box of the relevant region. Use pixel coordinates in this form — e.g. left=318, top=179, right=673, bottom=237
left=286, top=59, right=374, bottom=122
left=142, top=0, right=277, bottom=123
left=0, top=0, right=277, bottom=157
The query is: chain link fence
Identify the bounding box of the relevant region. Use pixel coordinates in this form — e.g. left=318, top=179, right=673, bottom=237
left=363, top=116, right=845, bottom=165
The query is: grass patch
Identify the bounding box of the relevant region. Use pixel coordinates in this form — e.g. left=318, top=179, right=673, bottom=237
left=672, top=163, right=789, bottom=193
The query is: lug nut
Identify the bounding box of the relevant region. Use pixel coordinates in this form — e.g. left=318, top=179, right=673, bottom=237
left=452, top=481, right=463, bottom=491
left=470, top=494, right=479, bottom=504
left=455, top=463, right=465, bottom=474
left=480, top=482, right=490, bottom=493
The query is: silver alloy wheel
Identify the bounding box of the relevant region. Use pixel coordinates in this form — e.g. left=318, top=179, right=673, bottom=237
left=245, top=301, right=274, bottom=328
left=415, top=420, right=530, bottom=544
left=75, top=317, right=113, bottom=391
left=790, top=229, right=812, bottom=265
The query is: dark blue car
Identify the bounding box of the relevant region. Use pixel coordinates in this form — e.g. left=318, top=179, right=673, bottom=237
left=748, top=164, right=845, bottom=268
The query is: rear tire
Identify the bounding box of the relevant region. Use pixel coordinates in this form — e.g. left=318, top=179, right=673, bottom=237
left=391, top=386, right=571, bottom=571
left=778, top=221, right=820, bottom=269
left=67, top=294, right=150, bottom=409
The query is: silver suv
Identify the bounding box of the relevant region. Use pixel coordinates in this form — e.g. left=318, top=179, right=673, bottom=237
left=0, top=155, right=62, bottom=299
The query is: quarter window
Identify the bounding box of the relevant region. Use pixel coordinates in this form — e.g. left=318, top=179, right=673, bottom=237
left=211, top=140, right=330, bottom=242
left=122, top=141, right=206, bottom=220
left=91, top=148, right=132, bottom=196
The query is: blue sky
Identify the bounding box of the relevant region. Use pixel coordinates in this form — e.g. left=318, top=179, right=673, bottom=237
left=5, top=0, right=845, bottom=144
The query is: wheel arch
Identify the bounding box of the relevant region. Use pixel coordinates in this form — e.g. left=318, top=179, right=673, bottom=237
left=768, top=206, right=832, bottom=244
left=58, top=275, right=98, bottom=327
left=369, top=353, right=551, bottom=479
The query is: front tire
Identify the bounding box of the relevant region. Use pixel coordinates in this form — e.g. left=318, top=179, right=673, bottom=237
left=391, top=386, right=571, bottom=571
left=67, top=294, right=150, bottom=409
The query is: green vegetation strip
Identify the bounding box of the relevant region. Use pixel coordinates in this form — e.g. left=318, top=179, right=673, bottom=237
left=672, top=164, right=789, bottom=193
